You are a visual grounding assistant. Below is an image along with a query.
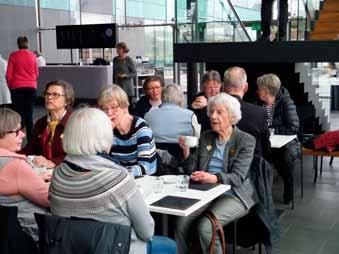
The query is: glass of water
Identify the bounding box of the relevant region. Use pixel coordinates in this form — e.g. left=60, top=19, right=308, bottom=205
left=152, top=177, right=163, bottom=194
left=177, top=175, right=190, bottom=192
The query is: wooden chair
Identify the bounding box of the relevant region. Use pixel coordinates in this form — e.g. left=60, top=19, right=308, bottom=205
left=301, top=147, right=339, bottom=183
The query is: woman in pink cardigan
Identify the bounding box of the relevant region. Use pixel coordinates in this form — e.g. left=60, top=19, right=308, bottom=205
left=0, top=108, right=49, bottom=242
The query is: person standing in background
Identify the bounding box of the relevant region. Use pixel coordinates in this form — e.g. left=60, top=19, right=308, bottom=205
left=113, top=42, right=137, bottom=108
left=260, top=0, right=288, bottom=41
left=0, top=54, right=11, bottom=106
left=34, top=50, right=46, bottom=67
left=6, top=36, right=38, bottom=141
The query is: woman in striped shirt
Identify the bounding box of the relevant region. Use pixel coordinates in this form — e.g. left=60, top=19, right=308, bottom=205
left=98, top=84, right=157, bottom=176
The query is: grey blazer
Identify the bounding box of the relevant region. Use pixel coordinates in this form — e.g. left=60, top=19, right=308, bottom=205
left=184, top=127, right=258, bottom=209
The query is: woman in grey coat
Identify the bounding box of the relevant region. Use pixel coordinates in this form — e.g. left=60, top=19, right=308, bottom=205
left=176, top=93, right=258, bottom=254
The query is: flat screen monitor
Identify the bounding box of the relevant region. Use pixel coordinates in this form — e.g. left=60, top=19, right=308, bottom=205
left=56, top=23, right=117, bottom=49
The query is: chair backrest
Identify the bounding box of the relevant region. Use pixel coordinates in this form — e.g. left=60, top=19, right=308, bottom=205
left=0, top=205, right=38, bottom=254
left=34, top=213, right=131, bottom=254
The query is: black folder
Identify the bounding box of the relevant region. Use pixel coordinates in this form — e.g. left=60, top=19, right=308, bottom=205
left=189, top=183, right=219, bottom=191
left=150, top=195, right=200, bottom=210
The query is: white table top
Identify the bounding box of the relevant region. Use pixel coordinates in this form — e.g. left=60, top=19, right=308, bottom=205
left=270, top=134, right=297, bottom=148
left=136, top=175, right=230, bottom=217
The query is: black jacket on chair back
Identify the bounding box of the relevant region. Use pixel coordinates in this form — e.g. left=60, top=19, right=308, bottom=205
left=35, top=213, right=131, bottom=254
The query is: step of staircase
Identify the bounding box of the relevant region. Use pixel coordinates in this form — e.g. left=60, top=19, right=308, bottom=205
left=309, top=32, right=339, bottom=40
left=313, top=21, right=339, bottom=33
left=322, top=0, right=339, bottom=11
left=318, top=11, right=339, bottom=21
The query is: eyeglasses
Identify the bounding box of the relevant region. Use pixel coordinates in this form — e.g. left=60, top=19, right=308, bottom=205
left=147, top=86, right=161, bottom=91
left=44, top=92, right=65, bottom=99
left=101, top=104, right=120, bottom=113
left=6, top=127, right=24, bottom=137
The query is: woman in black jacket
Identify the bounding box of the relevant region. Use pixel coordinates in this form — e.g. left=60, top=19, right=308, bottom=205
left=257, top=73, right=300, bottom=204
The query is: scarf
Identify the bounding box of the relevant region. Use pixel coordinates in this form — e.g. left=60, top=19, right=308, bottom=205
left=51, top=154, right=138, bottom=206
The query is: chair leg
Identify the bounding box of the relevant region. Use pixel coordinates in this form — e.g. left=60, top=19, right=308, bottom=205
left=291, top=178, right=295, bottom=210
left=330, top=156, right=334, bottom=166
left=313, top=156, right=318, bottom=184
left=320, top=156, right=323, bottom=176
left=300, top=154, right=304, bottom=199
left=233, top=220, right=237, bottom=254
left=258, top=242, right=262, bottom=254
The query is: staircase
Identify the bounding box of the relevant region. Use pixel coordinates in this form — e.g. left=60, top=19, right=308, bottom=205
left=309, top=0, right=339, bottom=40
left=295, top=63, right=330, bottom=131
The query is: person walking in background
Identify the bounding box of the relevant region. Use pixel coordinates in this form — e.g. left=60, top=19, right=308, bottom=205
left=113, top=42, right=137, bottom=108
left=34, top=50, right=46, bottom=67
left=6, top=36, right=38, bottom=141
left=0, top=54, right=11, bottom=106
left=260, top=0, right=288, bottom=41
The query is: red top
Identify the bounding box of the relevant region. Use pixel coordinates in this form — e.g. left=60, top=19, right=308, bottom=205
left=6, top=49, right=38, bottom=89
left=21, top=111, right=72, bottom=166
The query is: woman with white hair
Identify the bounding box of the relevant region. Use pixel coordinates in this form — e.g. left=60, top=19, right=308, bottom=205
left=176, top=93, right=257, bottom=254
left=98, top=84, right=157, bottom=176
left=49, top=107, right=155, bottom=254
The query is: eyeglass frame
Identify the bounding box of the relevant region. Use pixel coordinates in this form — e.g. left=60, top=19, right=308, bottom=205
left=6, top=126, right=24, bottom=137
left=43, top=92, right=65, bottom=99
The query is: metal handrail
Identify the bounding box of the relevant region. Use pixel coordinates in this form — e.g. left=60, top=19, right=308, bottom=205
left=225, top=0, right=251, bottom=41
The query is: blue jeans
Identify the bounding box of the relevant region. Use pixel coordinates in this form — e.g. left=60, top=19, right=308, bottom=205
left=147, top=235, right=176, bottom=254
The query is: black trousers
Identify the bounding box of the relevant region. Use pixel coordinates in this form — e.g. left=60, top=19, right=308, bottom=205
left=10, top=87, right=36, bottom=141
left=261, top=0, right=288, bottom=39
left=270, top=146, right=295, bottom=201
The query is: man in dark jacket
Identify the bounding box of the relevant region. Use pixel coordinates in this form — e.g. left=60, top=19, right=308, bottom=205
left=257, top=73, right=300, bottom=204
left=189, top=70, right=221, bottom=132
left=223, top=66, right=271, bottom=159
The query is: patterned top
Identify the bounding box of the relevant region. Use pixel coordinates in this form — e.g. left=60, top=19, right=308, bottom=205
left=110, top=116, right=157, bottom=176
left=264, top=102, right=275, bottom=127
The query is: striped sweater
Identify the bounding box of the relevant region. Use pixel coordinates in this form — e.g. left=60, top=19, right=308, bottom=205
left=110, top=116, right=157, bottom=176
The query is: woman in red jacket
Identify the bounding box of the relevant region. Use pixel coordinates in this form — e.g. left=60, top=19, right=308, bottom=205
left=22, top=80, right=74, bottom=168
left=6, top=36, right=38, bottom=141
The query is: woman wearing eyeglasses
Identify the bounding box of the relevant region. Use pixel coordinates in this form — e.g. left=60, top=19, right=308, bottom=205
left=0, top=108, right=49, bottom=242
left=98, top=84, right=157, bottom=176
left=22, top=80, right=74, bottom=168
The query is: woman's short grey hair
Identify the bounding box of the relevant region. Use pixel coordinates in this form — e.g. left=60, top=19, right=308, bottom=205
left=62, top=107, right=113, bottom=155
left=257, top=73, right=281, bottom=97
left=97, top=84, right=129, bottom=109
left=161, top=84, right=184, bottom=107
left=0, top=108, right=21, bottom=138
left=207, top=93, right=242, bottom=125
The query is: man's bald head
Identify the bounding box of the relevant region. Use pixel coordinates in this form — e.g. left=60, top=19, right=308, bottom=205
left=223, top=66, right=248, bottom=97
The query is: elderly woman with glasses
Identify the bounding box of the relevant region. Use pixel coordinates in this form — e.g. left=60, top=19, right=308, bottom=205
left=98, top=84, right=157, bottom=176
left=176, top=93, right=257, bottom=254
left=0, top=108, right=49, bottom=242
left=22, top=80, right=74, bottom=168
left=133, top=75, right=164, bottom=118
